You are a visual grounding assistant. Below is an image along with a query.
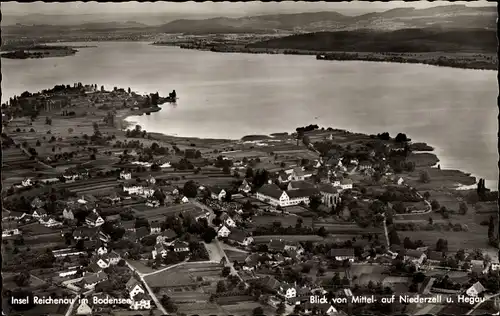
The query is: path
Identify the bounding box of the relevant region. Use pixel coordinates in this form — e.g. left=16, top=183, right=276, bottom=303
left=221, top=244, right=249, bottom=254
left=466, top=293, right=500, bottom=315
left=64, top=295, right=79, bottom=316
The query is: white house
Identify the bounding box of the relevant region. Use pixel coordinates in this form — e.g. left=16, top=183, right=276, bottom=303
left=120, top=171, right=132, bottom=180
left=466, top=281, right=486, bottom=297
left=85, top=210, right=104, bottom=227
left=130, top=295, right=151, bottom=310
left=328, top=248, right=356, bottom=262
left=173, top=241, right=190, bottom=253
left=40, top=216, right=62, bottom=227
left=21, top=178, right=33, bottom=187
left=126, top=277, right=146, bottom=300
left=217, top=226, right=231, bottom=238
left=2, top=221, right=20, bottom=237
left=211, top=188, right=227, bottom=201
left=76, top=300, right=93, bottom=315
left=181, top=196, right=189, bottom=204
left=256, top=184, right=319, bottom=208
left=291, top=167, right=305, bottom=181
left=150, top=222, right=161, bottom=234
left=152, top=243, right=168, bottom=260
left=396, top=177, right=404, bottom=186
left=95, top=257, right=110, bottom=269
left=147, top=175, right=156, bottom=185
left=81, top=271, right=108, bottom=289
left=62, top=208, right=75, bottom=220
left=490, top=262, right=500, bottom=271
left=220, top=213, right=236, bottom=228
left=32, top=208, right=48, bottom=219
left=280, top=283, right=297, bottom=299
left=141, top=188, right=155, bottom=198
left=405, top=250, right=427, bottom=267
left=123, top=185, right=143, bottom=195
left=146, top=199, right=160, bottom=207
left=228, top=229, right=254, bottom=247
left=97, top=246, right=108, bottom=256
left=339, top=178, right=353, bottom=190
left=239, top=179, right=252, bottom=193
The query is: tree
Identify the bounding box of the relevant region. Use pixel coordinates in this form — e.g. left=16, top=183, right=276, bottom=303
left=419, top=170, right=430, bottom=183
left=253, top=307, right=264, bottom=316
left=317, top=226, right=327, bottom=237
left=216, top=280, right=226, bottom=293
left=13, top=271, right=30, bottom=287
left=395, top=133, right=409, bottom=142
left=68, top=128, right=73, bottom=134
left=222, top=267, right=231, bottom=277
left=309, top=194, right=322, bottom=211
left=423, top=191, right=430, bottom=200
left=459, top=202, right=468, bottom=215
left=388, top=228, right=401, bottom=245
left=222, top=165, right=230, bottom=174
left=202, top=227, right=217, bottom=243
left=183, top=180, right=198, bottom=198
left=488, top=215, right=495, bottom=239
left=430, top=200, right=440, bottom=211
left=277, top=302, right=286, bottom=315
left=436, top=238, right=448, bottom=252
left=245, top=167, right=254, bottom=179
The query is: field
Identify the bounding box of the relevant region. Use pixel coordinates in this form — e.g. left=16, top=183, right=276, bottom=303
left=398, top=230, right=492, bottom=252
left=132, top=203, right=204, bottom=220
left=252, top=235, right=325, bottom=243
left=225, top=250, right=248, bottom=263
left=144, top=262, right=224, bottom=288
left=252, top=215, right=313, bottom=228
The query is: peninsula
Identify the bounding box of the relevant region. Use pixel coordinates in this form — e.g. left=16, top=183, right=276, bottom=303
left=2, top=84, right=498, bottom=316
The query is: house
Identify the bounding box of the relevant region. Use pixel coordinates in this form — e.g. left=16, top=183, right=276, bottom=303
left=146, top=199, right=160, bottom=207
left=291, top=167, right=305, bottom=181
left=244, top=253, right=261, bottom=271
left=130, top=293, right=152, bottom=310
left=104, top=251, right=121, bottom=265
left=172, top=240, right=190, bottom=253
left=217, top=225, right=231, bottom=238
left=326, top=157, right=343, bottom=168
left=85, top=210, right=104, bottom=227
left=93, top=257, right=110, bottom=269
left=287, top=181, right=315, bottom=191
left=470, top=260, right=488, bottom=274
left=181, top=196, right=189, bottom=204
left=105, top=194, right=121, bottom=204
left=404, top=250, right=427, bottom=266
left=339, top=178, right=353, bottom=190
left=466, top=281, right=486, bottom=297
left=260, top=275, right=281, bottom=291
left=211, top=187, right=227, bottom=200
left=21, top=178, right=33, bottom=187
left=123, top=184, right=144, bottom=195
left=228, top=229, right=254, bottom=247
left=146, top=175, right=156, bottom=185
left=76, top=300, right=92, bottom=315
left=31, top=197, right=45, bottom=209
left=328, top=248, right=356, bottom=261
left=395, top=177, right=404, bottom=186
left=81, top=271, right=108, bottom=289
left=220, top=213, right=236, bottom=228
left=256, top=184, right=319, bottom=207
left=120, top=171, right=132, bottom=180
left=126, top=277, right=146, bottom=299
left=40, top=216, right=62, bottom=227
left=279, top=283, right=297, bottom=299
left=62, top=208, right=75, bottom=220
left=97, top=246, right=108, bottom=256
left=32, top=208, right=48, bottom=219
left=150, top=221, right=162, bottom=234
left=268, top=239, right=286, bottom=253
left=152, top=243, right=168, bottom=259
left=2, top=221, right=20, bottom=237
left=331, top=177, right=341, bottom=187
left=277, top=171, right=292, bottom=183
left=491, top=262, right=500, bottom=271
left=239, top=179, right=252, bottom=193
left=157, top=229, right=177, bottom=244
left=318, top=183, right=340, bottom=208
left=358, top=161, right=373, bottom=171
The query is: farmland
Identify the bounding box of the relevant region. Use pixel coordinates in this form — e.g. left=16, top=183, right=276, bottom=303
left=144, top=262, right=224, bottom=288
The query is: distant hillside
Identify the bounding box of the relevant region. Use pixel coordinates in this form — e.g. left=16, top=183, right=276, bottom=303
left=156, top=5, right=496, bottom=34
left=246, top=28, right=498, bottom=54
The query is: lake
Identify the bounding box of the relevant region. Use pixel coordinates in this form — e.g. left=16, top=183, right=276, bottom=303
left=2, top=41, right=497, bottom=189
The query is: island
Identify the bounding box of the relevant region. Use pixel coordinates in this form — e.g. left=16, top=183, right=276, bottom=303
left=1, top=84, right=498, bottom=316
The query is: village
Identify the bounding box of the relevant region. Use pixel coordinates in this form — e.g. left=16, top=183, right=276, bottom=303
left=1, top=84, right=499, bottom=316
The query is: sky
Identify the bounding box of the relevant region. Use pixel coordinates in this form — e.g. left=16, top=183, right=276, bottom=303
left=2, top=1, right=495, bottom=17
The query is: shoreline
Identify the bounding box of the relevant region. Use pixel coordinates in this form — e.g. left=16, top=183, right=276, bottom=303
left=121, top=112, right=484, bottom=189
left=167, top=43, right=497, bottom=71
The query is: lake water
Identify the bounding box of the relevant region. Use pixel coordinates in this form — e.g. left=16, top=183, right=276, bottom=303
left=2, top=41, right=497, bottom=189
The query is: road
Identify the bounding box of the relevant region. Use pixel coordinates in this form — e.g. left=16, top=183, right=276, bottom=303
left=466, top=293, right=500, bottom=315
left=64, top=295, right=79, bottom=316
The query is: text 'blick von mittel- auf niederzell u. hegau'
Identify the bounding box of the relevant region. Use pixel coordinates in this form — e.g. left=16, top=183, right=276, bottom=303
left=308, top=294, right=486, bottom=305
